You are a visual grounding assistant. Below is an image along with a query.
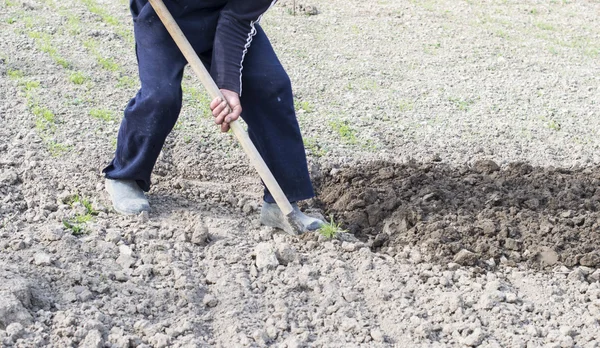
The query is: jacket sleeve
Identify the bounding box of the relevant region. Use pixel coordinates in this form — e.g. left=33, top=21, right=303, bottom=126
left=211, top=0, right=276, bottom=96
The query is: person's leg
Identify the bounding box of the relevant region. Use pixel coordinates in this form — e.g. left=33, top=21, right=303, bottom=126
left=238, top=25, right=323, bottom=232
left=102, top=1, right=188, bottom=214
left=239, top=25, right=315, bottom=204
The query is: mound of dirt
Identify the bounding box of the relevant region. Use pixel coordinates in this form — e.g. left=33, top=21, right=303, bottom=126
left=317, top=160, right=600, bottom=268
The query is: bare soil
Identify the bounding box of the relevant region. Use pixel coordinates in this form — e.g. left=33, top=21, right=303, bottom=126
left=1, top=0, right=600, bottom=347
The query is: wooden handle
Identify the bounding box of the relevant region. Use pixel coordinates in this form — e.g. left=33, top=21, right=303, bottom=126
left=148, top=0, right=294, bottom=215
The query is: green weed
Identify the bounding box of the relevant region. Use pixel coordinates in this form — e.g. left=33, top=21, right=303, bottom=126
left=7, top=69, right=24, bottom=80
left=28, top=31, right=71, bottom=69
left=32, top=105, right=55, bottom=124
left=47, top=141, right=70, bottom=157
left=63, top=220, right=86, bottom=235
left=295, top=100, right=313, bottom=113
left=89, top=108, right=114, bottom=121
left=182, top=85, right=211, bottom=117
left=81, top=0, right=119, bottom=26
left=547, top=120, right=561, bottom=131
left=69, top=71, right=87, bottom=85
left=84, top=39, right=121, bottom=73
left=318, top=216, right=346, bottom=239
left=304, top=137, right=326, bottom=157
left=329, top=119, right=357, bottom=144
left=62, top=195, right=98, bottom=234
left=117, top=75, right=137, bottom=89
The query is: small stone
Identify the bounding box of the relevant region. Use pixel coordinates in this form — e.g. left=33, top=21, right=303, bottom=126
left=80, top=329, right=103, bottom=348
left=191, top=225, right=209, bottom=246
left=480, top=220, right=496, bottom=235
left=255, top=242, right=279, bottom=270
left=10, top=240, right=26, bottom=251
left=34, top=252, right=52, bottom=266
left=138, top=211, right=149, bottom=223
left=560, top=335, right=575, bottom=348
left=454, top=249, right=478, bottom=266
left=505, top=238, right=522, bottom=251
left=473, top=160, right=500, bottom=174
left=252, top=329, right=269, bottom=345
left=116, top=245, right=135, bottom=269
left=463, top=328, right=485, bottom=346
left=505, top=293, right=518, bottom=303
left=78, top=288, right=94, bottom=302
left=560, top=326, right=576, bottom=337
left=447, top=262, right=460, bottom=271
left=580, top=252, right=600, bottom=267
left=370, top=328, right=385, bottom=343
left=266, top=325, right=278, bottom=339
left=203, top=294, right=218, bottom=308
left=151, top=333, right=171, bottom=348
left=6, top=322, right=25, bottom=340
left=105, top=229, right=121, bottom=244
left=567, top=269, right=585, bottom=282
left=589, top=269, right=600, bottom=282
left=539, top=249, right=559, bottom=266
left=342, top=241, right=356, bottom=252
left=42, top=226, right=64, bottom=241
left=0, top=293, right=33, bottom=328
left=275, top=243, right=297, bottom=265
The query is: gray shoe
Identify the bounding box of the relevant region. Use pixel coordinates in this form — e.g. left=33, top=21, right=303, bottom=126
left=105, top=179, right=150, bottom=215
left=260, top=202, right=324, bottom=235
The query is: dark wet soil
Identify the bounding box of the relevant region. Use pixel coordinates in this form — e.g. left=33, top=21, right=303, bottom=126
left=316, top=160, right=600, bottom=268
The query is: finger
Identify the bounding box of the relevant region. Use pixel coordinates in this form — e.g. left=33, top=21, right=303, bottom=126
left=221, top=122, right=230, bottom=133
left=210, top=97, right=222, bottom=110
left=225, top=105, right=242, bottom=123
left=214, top=106, right=231, bottom=125
left=217, top=106, right=231, bottom=120
left=211, top=101, right=227, bottom=118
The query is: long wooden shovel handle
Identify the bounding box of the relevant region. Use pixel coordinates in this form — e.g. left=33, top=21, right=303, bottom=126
left=148, top=0, right=294, bottom=215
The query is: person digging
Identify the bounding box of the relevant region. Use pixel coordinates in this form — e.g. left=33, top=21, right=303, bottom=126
left=102, top=0, right=324, bottom=234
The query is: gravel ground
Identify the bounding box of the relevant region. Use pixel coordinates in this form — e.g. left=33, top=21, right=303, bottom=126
left=1, top=0, right=600, bottom=347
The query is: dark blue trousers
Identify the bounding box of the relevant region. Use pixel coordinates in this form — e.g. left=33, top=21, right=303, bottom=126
left=103, top=2, right=315, bottom=203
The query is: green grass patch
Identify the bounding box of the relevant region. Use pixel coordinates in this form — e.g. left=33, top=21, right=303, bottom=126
left=295, top=99, right=313, bottom=113
left=62, top=194, right=98, bottom=234
left=28, top=31, right=71, bottom=69
left=98, top=57, right=119, bottom=72
left=547, top=119, right=561, bottom=131
left=84, top=39, right=121, bottom=73
left=182, top=84, right=212, bottom=117
left=81, top=0, right=119, bottom=26
left=69, top=71, right=87, bottom=85
left=304, top=137, right=326, bottom=157
left=89, top=108, right=114, bottom=121
left=318, top=216, right=346, bottom=239
left=117, top=75, right=137, bottom=89
left=47, top=141, right=71, bottom=157
left=329, top=119, right=357, bottom=144
left=7, top=69, right=24, bottom=80
left=32, top=105, right=56, bottom=124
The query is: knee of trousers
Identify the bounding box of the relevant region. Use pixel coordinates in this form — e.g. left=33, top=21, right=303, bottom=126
left=245, top=68, right=292, bottom=100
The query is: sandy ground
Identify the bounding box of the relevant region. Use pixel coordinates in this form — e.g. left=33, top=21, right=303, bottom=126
left=1, top=0, right=600, bottom=347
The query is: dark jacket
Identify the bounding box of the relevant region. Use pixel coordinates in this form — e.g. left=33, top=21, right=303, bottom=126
left=130, top=0, right=276, bottom=95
